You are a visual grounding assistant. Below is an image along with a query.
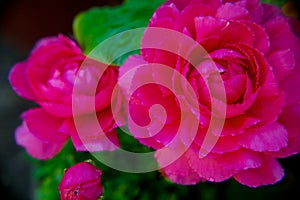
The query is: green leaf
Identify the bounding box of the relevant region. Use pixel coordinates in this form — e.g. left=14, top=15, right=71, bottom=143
left=73, top=0, right=165, bottom=64
left=31, top=140, right=90, bottom=200
left=261, top=0, right=288, bottom=7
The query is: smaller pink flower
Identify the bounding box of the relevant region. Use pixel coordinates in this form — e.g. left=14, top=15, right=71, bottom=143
left=9, top=34, right=121, bottom=159
left=58, top=162, right=103, bottom=200
left=9, top=34, right=117, bottom=117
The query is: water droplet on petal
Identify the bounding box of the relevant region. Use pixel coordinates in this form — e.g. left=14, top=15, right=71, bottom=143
left=208, top=177, right=215, bottom=182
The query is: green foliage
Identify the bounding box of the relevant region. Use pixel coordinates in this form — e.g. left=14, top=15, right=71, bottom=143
left=31, top=141, right=78, bottom=200
left=262, top=0, right=288, bottom=7
left=117, top=127, right=153, bottom=153
left=73, top=0, right=165, bottom=58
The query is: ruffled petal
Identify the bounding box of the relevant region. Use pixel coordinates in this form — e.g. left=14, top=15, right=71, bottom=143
left=61, top=117, right=119, bottom=152
left=188, top=148, right=261, bottom=182
left=270, top=105, right=300, bottom=157
left=9, top=62, right=37, bottom=100
left=71, top=128, right=119, bottom=152
left=242, top=21, right=270, bottom=53
left=15, top=123, right=66, bottom=160
left=264, top=16, right=299, bottom=52
left=211, top=135, right=240, bottom=154
left=238, top=122, right=288, bottom=152
left=23, top=108, right=68, bottom=143
left=156, top=150, right=202, bottom=185
left=234, top=155, right=284, bottom=187
left=267, top=49, right=295, bottom=82
left=216, top=2, right=250, bottom=20
left=39, top=101, right=73, bottom=118
left=221, top=115, right=260, bottom=136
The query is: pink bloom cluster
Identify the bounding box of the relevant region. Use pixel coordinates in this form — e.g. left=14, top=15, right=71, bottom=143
left=58, top=162, right=103, bottom=200
left=121, top=0, right=300, bottom=187
left=9, top=35, right=119, bottom=160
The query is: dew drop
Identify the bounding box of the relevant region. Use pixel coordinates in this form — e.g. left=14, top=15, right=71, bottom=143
left=208, top=177, right=215, bottom=182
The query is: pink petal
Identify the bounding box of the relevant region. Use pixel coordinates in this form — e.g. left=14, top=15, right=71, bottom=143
left=166, top=0, right=221, bottom=12
left=180, top=3, right=216, bottom=35
left=280, top=67, right=300, bottom=106
left=247, top=92, right=285, bottom=125
left=165, top=0, right=192, bottom=11
left=225, top=88, right=258, bottom=118
left=238, top=122, right=288, bottom=152
left=268, top=136, right=300, bottom=158
left=156, top=150, right=202, bottom=185
left=279, top=105, right=300, bottom=138
left=210, top=135, right=240, bottom=154
left=195, top=16, right=226, bottom=42
left=246, top=0, right=264, bottom=23
left=150, top=4, right=179, bottom=22
left=9, top=62, right=37, bottom=100
left=221, top=115, right=260, bottom=136
left=15, top=123, right=66, bottom=160
left=32, top=34, right=82, bottom=55
left=216, top=3, right=250, bottom=20
left=188, top=148, right=261, bottom=182
left=261, top=4, right=282, bottom=24
left=264, top=18, right=300, bottom=106
left=224, top=74, right=247, bottom=104
left=72, top=129, right=119, bottom=152
left=62, top=117, right=119, bottom=152
left=97, top=107, right=117, bottom=132
left=74, top=60, right=118, bottom=114
left=234, top=155, right=284, bottom=187
left=270, top=105, right=300, bottom=157
left=23, top=108, right=68, bottom=143
left=119, top=55, right=148, bottom=98
left=264, top=16, right=299, bottom=53
left=220, top=21, right=255, bottom=47
left=39, top=101, right=73, bottom=117
left=267, top=49, right=295, bottom=82
left=242, top=21, right=270, bottom=53
left=138, top=137, right=164, bottom=150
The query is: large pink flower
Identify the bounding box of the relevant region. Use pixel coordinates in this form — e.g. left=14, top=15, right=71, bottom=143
left=120, top=0, right=300, bottom=187
left=10, top=35, right=120, bottom=159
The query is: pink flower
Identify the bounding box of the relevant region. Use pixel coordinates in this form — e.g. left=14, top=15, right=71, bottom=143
left=58, top=162, right=103, bottom=200
left=10, top=35, right=120, bottom=159
left=120, top=0, right=300, bottom=187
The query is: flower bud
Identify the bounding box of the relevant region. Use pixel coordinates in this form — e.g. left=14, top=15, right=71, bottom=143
left=58, top=162, right=102, bottom=200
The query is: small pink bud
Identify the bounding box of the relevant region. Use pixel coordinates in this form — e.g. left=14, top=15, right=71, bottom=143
left=58, top=162, right=102, bottom=200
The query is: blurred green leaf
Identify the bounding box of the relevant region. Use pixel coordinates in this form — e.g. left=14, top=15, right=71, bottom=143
left=73, top=0, right=165, bottom=64
left=32, top=140, right=78, bottom=200
left=262, top=0, right=288, bottom=7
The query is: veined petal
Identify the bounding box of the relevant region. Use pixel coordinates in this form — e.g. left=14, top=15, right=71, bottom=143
left=156, top=150, right=202, bottom=185
left=9, top=62, right=37, bottom=100
left=234, top=155, right=284, bottom=187
left=238, top=122, right=288, bottom=152
left=188, top=148, right=261, bottom=182
left=23, top=108, right=68, bottom=143
left=15, top=123, right=66, bottom=160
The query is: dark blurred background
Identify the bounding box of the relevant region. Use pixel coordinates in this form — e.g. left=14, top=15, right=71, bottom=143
left=0, top=1, right=122, bottom=199
left=0, top=0, right=300, bottom=200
